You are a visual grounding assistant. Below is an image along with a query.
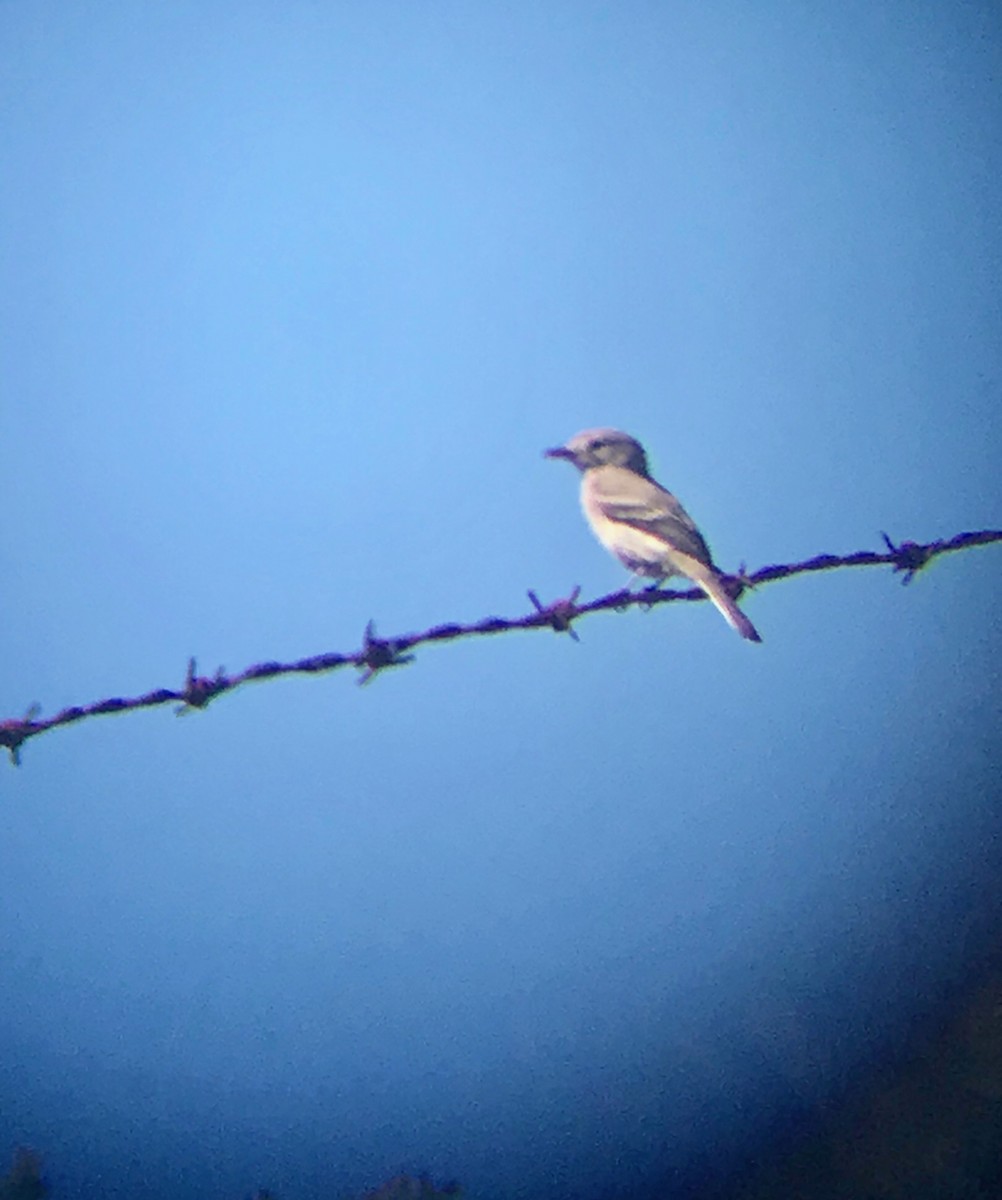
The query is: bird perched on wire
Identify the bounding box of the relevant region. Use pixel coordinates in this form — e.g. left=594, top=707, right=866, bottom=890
left=545, top=428, right=762, bottom=643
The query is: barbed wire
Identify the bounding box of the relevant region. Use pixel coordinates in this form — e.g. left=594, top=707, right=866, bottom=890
left=2, top=528, right=999, bottom=765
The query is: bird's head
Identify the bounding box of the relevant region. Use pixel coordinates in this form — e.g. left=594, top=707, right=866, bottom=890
left=544, top=428, right=649, bottom=475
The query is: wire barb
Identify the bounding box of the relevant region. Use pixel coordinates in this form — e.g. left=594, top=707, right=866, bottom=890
left=0, top=704, right=42, bottom=766
left=528, top=587, right=582, bottom=641
left=880, top=532, right=933, bottom=585
left=177, top=658, right=228, bottom=714
left=729, top=563, right=756, bottom=599
left=355, top=620, right=416, bottom=686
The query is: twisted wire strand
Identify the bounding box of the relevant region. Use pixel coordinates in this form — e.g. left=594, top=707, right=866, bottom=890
left=2, top=528, right=998, bottom=765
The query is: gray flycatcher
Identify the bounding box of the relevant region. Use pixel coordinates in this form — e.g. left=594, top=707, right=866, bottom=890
left=545, top=428, right=761, bottom=642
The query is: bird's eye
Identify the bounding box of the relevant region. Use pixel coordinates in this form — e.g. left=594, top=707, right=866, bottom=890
left=590, top=438, right=605, bottom=450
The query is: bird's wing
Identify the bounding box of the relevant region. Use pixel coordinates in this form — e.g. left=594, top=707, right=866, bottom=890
left=589, top=466, right=715, bottom=566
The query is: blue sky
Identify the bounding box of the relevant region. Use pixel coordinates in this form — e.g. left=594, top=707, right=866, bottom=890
left=2, top=3, right=1000, bottom=1198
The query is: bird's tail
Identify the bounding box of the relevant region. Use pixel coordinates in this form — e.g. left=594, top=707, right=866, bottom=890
left=697, top=570, right=762, bottom=643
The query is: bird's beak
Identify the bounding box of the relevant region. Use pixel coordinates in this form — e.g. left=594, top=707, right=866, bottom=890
left=544, top=445, right=575, bottom=462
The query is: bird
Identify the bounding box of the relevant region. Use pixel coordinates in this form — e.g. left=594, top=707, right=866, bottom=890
left=545, top=428, right=762, bottom=642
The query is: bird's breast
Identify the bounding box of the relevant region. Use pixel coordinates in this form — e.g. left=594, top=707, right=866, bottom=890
left=579, top=485, right=678, bottom=578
